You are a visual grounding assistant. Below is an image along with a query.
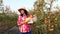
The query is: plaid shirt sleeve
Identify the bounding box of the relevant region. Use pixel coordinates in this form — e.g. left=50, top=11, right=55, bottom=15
left=17, top=16, right=21, bottom=26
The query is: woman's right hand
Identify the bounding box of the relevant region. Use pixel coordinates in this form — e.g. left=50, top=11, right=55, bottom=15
left=19, top=22, right=26, bottom=26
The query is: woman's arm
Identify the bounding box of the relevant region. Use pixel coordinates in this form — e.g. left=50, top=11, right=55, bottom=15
left=17, top=16, right=21, bottom=26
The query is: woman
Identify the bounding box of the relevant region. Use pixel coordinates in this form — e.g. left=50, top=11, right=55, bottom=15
left=17, top=8, right=33, bottom=34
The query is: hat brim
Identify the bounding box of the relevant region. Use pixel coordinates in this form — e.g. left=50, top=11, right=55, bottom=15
left=18, top=8, right=26, bottom=12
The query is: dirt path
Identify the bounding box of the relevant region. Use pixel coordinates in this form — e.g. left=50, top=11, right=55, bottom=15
left=0, top=26, right=19, bottom=34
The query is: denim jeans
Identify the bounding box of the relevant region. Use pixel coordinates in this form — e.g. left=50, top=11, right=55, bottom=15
left=19, top=31, right=31, bottom=34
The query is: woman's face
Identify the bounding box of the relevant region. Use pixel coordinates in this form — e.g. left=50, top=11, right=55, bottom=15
left=20, top=10, right=25, bottom=14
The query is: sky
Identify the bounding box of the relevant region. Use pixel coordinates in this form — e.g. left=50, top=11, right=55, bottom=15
left=3, top=0, right=60, bottom=11
left=3, top=0, right=36, bottom=11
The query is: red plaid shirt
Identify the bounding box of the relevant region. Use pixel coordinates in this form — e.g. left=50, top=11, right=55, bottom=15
left=17, top=15, right=31, bottom=33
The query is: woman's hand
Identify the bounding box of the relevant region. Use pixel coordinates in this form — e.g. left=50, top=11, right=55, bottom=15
left=19, top=21, right=26, bottom=26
